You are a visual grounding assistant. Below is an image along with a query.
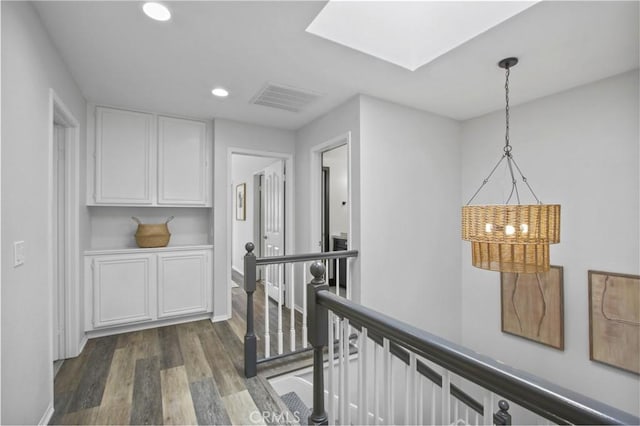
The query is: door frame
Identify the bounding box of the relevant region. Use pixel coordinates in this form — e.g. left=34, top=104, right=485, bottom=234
left=48, top=89, right=82, bottom=362
left=226, top=148, right=294, bottom=316
left=309, top=132, right=352, bottom=254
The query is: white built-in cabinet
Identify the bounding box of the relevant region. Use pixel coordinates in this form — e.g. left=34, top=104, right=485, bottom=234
left=85, top=105, right=214, bottom=334
left=85, top=247, right=212, bottom=331
left=90, top=106, right=211, bottom=207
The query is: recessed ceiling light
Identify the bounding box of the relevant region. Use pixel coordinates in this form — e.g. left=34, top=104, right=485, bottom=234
left=211, top=87, right=229, bottom=98
left=143, top=2, right=171, bottom=22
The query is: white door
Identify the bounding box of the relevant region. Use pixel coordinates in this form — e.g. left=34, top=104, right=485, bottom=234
left=261, top=160, right=285, bottom=303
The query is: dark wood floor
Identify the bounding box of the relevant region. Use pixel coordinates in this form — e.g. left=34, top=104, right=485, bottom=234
left=51, top=283, right=308, bottom=425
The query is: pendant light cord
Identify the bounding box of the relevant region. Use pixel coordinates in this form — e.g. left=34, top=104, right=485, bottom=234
left=465, top=61, right=542, bottom=206
left=504, top=66, right=511, bottom=154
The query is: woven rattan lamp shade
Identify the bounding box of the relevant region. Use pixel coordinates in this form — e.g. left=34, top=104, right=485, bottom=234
left=462, top=204, right=560, bottom=273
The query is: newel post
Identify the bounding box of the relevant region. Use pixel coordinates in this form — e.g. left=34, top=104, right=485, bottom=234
left=494, top=400, right=512, bottom=425
left=244, top=242, right=257, bottom=378
left=307, top=262, right=329, bottom=425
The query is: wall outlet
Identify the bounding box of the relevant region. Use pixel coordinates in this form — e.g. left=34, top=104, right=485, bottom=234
left=14, top=241, right=25, bottom=267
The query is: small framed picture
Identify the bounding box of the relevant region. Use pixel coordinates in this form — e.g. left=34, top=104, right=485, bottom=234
left=589, top=270, right=639, bottom=374
left=235, top=183, right=246, bottom=221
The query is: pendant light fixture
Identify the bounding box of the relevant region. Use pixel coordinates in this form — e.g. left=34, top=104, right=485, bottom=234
left=462, top=57, right=560, bottom=273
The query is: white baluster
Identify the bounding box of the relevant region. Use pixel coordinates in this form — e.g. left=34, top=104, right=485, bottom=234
left=373, top=343, right=379, bottom=425
left=276, top=249, right=283, bottom=355
left=289, top=263, right=295, bottom=352
left=465, top=406, right=469, bottom=425
left=328, top=311, right=335, bottom=425
left=343, top=318, right=351, bottom=426
left=430, top=382, right=436, bottom=425
left=483, top=392, right=495, bottom=426
left=264, top=257, right=270, bottom=358
left=338, top=316, right=345, bottom=424
left=409, top=353, right=417, bottom=425
left=302, top=262, right=308, bottom=348
left=346, top=257, right=351, bottom=300
left=454, top=398, right=459, bottom=424
left=336, top=257, right=340, bottom=295
left=442, top=370, right=451, bottom=425
left=418, top=375, right=423, bottom=425
left=382, top=338, right=391, bottom=425
left=389, top=356, right=395, bottom=425
left=358, top=328, right=368, bottom=425
left=404, top=362, right=410, bottom=424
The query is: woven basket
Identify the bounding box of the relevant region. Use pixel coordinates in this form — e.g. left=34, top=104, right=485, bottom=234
left=132, top=216, right=174, bottom=248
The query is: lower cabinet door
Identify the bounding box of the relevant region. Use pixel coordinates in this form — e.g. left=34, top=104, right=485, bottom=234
left=92, top=254, right=155, bottom=328
left=157, top=250, right=210, bottom=318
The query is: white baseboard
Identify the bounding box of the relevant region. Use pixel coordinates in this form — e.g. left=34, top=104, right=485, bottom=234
left=38, top=403, right=54, bottom=426
left=85, top=313, right=212, bottom=339
left=212, top=313, right=232, bottom=322
left=231, top=267, right=244, bottom=284
left=75, top=335, right=88, bottom=357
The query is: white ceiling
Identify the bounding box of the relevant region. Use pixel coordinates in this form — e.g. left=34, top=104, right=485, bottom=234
left=34, top=1, right=639, bottom=130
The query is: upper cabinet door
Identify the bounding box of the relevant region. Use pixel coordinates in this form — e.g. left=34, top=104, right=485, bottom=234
left=157, top=116, right=208, bottom=206
left=95, top=107, right=154, bottom=204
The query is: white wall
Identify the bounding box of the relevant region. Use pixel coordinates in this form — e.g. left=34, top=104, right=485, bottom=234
left=359, top=95, right=462, bottom=342
left=322, top=144, right=349, bottom=240
left=460, top=70, right=640, bottom=415
left=231, top=155, right=279, bottom=275
left=1, top=2, right=87, bottom=423
left=213, top=119, right=295, bottom=318
left=295, top=96, right=361, bottom=303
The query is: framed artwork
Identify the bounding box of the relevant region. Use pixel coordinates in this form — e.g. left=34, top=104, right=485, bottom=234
left=501, top=266, right=564, bottom=350
left=589, top=270, right=639, bottom=374
left=235, top=183, right=246, bottom=221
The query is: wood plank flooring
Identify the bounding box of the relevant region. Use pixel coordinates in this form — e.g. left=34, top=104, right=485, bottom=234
left=51, top=283, right=308, bottom=425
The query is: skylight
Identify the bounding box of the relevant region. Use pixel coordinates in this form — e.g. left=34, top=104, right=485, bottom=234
left=306, top=1, right=538, bottom=71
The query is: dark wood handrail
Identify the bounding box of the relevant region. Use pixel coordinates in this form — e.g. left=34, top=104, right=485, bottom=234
left=256, top=249, right=358, bottom=265
left=316, top=289, right=639, bottom=425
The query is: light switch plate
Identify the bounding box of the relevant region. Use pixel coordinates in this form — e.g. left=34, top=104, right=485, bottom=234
left=14, top=241, right=25, bottom=267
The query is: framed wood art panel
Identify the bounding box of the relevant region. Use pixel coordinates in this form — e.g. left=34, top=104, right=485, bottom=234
left=589, top=270, right=639, bottom=374
left=236, top=183, right=246, bottom=221
left=501, top=266, right=564, bottom=350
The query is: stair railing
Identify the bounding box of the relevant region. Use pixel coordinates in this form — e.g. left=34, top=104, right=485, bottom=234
left=243, top=242, right=358, bottom=378
left=306, top=261, right=639, bottom=426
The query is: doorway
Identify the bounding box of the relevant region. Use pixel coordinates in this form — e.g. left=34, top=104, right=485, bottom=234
left=320, top=144, right=349, bottom=287
left=230, top=153, right=288, bottom=305
left=49, top=90, right=81, bottom=369
left=52, top=124, right=67, bottom=366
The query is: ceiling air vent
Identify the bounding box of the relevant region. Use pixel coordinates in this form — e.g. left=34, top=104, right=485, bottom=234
left=251, top=82, right=321, bottom=113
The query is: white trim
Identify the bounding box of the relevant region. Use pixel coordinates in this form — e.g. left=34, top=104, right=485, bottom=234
left=309, top=132, right=352, bottom=253
left=38, top=403, right=54, bottom=426
left=48, top=89, right=82, bottom=363
left=0, top=3, right=3, bottom=418
left=212, top=313, right=232, bottom=323
left=226, top=147, right=295, bottom=320
left=85, top=312, right=212, bottom=339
